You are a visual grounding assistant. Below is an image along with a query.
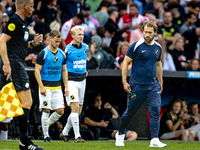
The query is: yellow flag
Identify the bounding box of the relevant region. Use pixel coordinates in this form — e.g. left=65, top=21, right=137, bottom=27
left=0, top=82, right=24, bottom=122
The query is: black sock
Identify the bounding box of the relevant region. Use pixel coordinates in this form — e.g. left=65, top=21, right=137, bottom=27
left=18, top=108, right=30, bottom=144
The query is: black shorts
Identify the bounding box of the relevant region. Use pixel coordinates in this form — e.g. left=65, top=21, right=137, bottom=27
left=0, top=57, right=30, bottom=92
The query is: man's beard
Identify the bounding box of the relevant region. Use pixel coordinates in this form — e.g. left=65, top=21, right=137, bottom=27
left=144, top=36, right=154, bottom=43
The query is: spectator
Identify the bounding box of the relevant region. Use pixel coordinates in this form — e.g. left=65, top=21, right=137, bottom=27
left=158, top=39, right=176, bottom=71
left=152, top=0, right=166, bottom=24
left=84, top=94, right=137, bottom=140
left=143, top=10, right=161, bottom=25
left=39, top=0, right=57, bottom=26
left=0, top=14, right=9, bottom=36
left=118, top=3, right=143, bottom=42
left=116, top=2, right=127, bottom=23
left=87, top=44, right=99, bottom=70
left=91, top=35, right=109, bottom=67
left=188, top=58, right=200, bottom=71
left=122, top=0, right=143, bottom=15
left=105, top=6, right=127, bottom=52
left=159, top=99, right=195, bottom=141
left=92, top=0, right=110, bottom=27
left=81, top=4, right=99, bottom=33
left=168, top=35, right=189, bottom=71
left=117, top=58, right=124, bottom=70
left=130, top=16, right=149, bottom=44
left=157, top=11, right=180, bottom=48
left=85, top=0, right=103, bottom=15
left=168, top=1, right=185, bottom=27
left=115, top=41, right=130, bottom=70
left=184, top=0, right=200, bottom=17
left=0, top=118, right=12, bottom=140
left=100, top=46, right=116, bottom=69
left=180, top=12, right=197, bottom=35
left=43, top=33, right=50, bottom=47
left=56, top=0, right=82, bottom=25
left=60, top=13, right=84, bottom=48
left=182, top=27, right=200, bottom=60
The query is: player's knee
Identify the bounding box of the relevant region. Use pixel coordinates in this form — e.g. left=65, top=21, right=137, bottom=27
left=42, top=109, right=50, bottom=113
left=55, top=109, right=64, bottom=115
left=126, top=131, right=138, bottom=141
left=181, top=129, right=189, bottom=136
left=21, top=99, right=32, bottom=109
left=71, top=103, right=79, bottom=113
left=189, top=130, right=195, bottom=137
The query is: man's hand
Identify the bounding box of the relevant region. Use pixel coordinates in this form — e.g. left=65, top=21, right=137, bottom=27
left=159, top=82, right=163, bottom=94
left=99, top=120, right=109, bottom=128
left=123, top=82, right=131, bottom=93
left=64, top=87, right=69, bottom=97
left=33, top=33, right=43, bottom=46
left=3, top=63, right=11, bottom=80
left=104, top=102, right=112, bottom=109
left=40, top=87, right=46, bottom=96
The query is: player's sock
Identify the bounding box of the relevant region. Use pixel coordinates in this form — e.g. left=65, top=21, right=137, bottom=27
left=62, top=115, right=72, bottom=136
left=48, top=112, right=62, bottom=126
left=197, top=130, right=200, bottom=141
left=41, top=112, right=50, bottom=139
left=70, top=113, right=80, bottom=139
left=0, top=130, right=8, bottom=140
left=18, top=108, right=29, bottom=144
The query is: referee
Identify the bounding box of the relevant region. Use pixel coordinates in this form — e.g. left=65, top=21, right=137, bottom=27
left=0, top=0, right=43, bottom=150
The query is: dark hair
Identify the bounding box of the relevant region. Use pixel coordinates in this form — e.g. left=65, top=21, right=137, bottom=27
left=168, top=1, right=179, bottom=10
left=188, top=102, right=198, bottom=111
left=118, top=58, right=124, bottom=64
left=100, top=0, right=111, bottom=8
left=186, top=12, right=195, bottom=19
left=142, top=21, right=158, bottom=32
left=169, top=98, right=182, bottom=111
left=104, top=24, right=116, bottom=34
left=117, top=2, right=127, bottom=11
left=143, top=10, right=153, bottom=16
left=102, top=46, right=114, bottom=55
left=97, top=27, right=106, bottom=38
left=49, top=30, right=61, bottom=38
left=130, top=3, right=138, bottom=9
left=187, top=1, right=198, bottom=9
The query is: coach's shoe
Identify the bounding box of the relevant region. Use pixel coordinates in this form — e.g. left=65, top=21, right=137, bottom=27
left=44, top=136, right=52, bottom=142
left=74, top=137, right=85, bottom=143
left=115, top=132, right=125, bottom=146
left=19, top=140, right=44, bottom=150
left=149, top=138, right=167, bottom=147
left=60, top=133, right=70, bottom=142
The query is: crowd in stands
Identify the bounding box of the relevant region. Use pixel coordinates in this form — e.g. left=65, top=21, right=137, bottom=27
left=1, top=0, right=200, bottom=141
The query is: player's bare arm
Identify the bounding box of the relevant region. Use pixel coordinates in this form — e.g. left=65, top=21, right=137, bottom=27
left=156, top=61, right=163, bottom=93
left=122, top=55, right=133, bottom=94
left=35, top=63, right=46, bottom=96
left=62, top=64, right=69, bottom=97
left=0, top=33, right=11, bottom=80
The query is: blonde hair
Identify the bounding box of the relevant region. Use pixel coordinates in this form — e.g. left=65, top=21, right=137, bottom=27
left=116, top=41, right=130, bottom=56
left=169, top=34, right=184, bottom=50
left=15, top=0, right=31, bottom=9
left=70, top=26, right=84, bottom=35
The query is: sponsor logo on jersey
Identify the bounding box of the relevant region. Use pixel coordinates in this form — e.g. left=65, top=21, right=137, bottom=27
left=84, top=49, right=87, bottom=53
left=130, top=94, right=136, bottom=99
left=24, top=31, right=29, bottom=41
left=73, top=59, right=86, bottom=69
left=8, top=23, right=16, bottom=31
left=54, top=57, right=58, bottom=63
left=43, top=101, right=48, bottom=106
left=155, top=49, right=159, bottom=54
left=70, top=95, right=75, bottom=100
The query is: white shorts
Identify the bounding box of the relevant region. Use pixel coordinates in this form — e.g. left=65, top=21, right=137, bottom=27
left=1, top=118, right=13, bottom=123
left=66, top=79, right=86, bottom=106
left=39, top=89, right=64, bottom=110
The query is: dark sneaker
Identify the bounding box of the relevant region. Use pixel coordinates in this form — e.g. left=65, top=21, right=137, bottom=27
left=59, top=133, right=70, bottom=142
left=44, top=137, right=52, bottom=142
left=74, top=137, right=85, bottom=143
left=19, top=140, right=44, bottom=150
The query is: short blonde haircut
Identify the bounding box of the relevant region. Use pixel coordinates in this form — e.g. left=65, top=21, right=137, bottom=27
left=15, top=0, right=31, bottom=9
left=70, top=26, right=84, bottom=35
left=116, top=41, right=130, bottom=56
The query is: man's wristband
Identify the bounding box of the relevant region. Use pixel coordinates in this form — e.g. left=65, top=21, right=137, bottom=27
left=30, top=41, right=34, bottom=48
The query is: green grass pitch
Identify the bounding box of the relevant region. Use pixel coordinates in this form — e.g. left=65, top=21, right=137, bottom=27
left=1, top=140, right=200, bottom=150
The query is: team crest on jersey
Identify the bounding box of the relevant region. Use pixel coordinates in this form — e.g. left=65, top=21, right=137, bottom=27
left=24, top=31, right=29, bottom=41
left=84, top=49, right=87, bottom=53
left=70, top=95, right=75, bottom=100
left=54, top=57, right=58, bottom=63
left=43, top=101, right=48, bottom=106
left=130, top=94, right=136, bottom=99
left=155, top=49, right=159, bottom=54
